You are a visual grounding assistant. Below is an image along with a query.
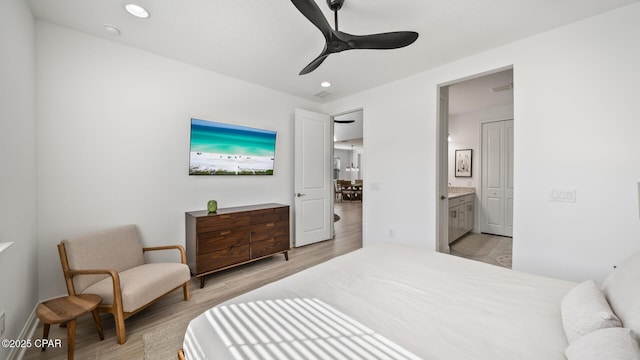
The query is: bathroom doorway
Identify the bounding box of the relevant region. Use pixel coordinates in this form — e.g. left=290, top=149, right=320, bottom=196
left=437, top=68, right=514, bottom=267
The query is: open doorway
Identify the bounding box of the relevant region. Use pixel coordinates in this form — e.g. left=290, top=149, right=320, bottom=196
left=332, top=109, right=364, bottom=241
left=437, top=68, right=514, bottom=268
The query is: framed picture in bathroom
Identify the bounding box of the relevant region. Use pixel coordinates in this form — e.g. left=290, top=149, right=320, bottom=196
left=455, top=149, right=472, bottom=177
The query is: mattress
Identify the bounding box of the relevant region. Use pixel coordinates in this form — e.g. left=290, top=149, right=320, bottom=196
left=183, top=243, right=575, bottom=359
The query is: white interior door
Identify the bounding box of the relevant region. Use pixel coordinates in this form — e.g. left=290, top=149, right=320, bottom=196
left=437, top=86, right=450, bottom=253
left=481, top=119, right=514, bottom=236
left=294, top=109, right=332, bottom=247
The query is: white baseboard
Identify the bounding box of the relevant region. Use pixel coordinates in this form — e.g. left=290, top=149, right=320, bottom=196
left=7, top=305, right=39, bottom=360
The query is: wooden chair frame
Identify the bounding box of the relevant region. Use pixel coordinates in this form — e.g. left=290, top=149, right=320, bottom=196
left=58, top=243, right=191, bottom=345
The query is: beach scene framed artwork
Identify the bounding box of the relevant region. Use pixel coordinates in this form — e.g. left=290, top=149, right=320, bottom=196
left=189, top=118, right=276, bottom=175
left=455, top=149, right=472, bottom=177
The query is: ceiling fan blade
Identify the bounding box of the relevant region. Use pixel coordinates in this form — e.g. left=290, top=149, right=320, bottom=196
left=290, top=0, right=332, bottom=41
left=334, top=120, right=355, bottom=123
left=299, top=52, right=329, bottom=75
left=340, top=31, right=419, bottom=50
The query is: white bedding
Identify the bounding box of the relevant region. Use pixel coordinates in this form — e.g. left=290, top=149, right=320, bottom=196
left=183, top=243, right=575, bottom=359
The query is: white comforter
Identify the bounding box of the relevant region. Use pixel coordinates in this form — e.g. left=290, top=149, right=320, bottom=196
left=184, top=243, right=574, bottom=359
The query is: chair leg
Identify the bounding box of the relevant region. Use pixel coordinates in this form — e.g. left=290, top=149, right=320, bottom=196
left=114, top=311, right=126, bottom=345
left=91, top=309, right=104, bottom=340
left=41, top=323, right=50, bottom=352
left=67, top=319, right=76, bottom=360
left=183, top=282, right=190, bottom=301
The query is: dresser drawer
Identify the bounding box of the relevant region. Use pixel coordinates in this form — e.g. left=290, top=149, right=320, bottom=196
left=251, top=236, right=289, bottom=259
left=196, top=244, right=250, bottom=274
left=250, top=221, right=289, bottom=242
left=250, top=207, right=288, bottom=224
left=197, top=213, right=250, bottom=232
left=197, top=227, right=250, bottom=255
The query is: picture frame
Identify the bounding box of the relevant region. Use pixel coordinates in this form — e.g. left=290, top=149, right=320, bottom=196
left=455, top=149, right=472, bottom=177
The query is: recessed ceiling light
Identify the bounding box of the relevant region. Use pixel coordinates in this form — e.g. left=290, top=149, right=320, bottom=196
left=320, top=81, right=332, bottom=88
left=103, top=24, right=121, bottom=36
left=125, top=4, right=150, bottom=19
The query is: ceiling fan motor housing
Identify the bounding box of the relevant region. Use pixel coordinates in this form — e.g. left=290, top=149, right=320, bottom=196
left=327, top=0, right=344, bottom=11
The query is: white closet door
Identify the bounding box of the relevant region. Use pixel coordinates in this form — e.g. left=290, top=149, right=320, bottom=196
left=481, top=120, right=513, bottom=236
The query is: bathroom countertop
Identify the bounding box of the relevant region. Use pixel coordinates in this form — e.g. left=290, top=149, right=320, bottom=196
left=448, top=187, right=475, bottom=199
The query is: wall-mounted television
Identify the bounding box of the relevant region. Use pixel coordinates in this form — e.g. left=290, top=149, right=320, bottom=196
left=189, top=118, right=276, bottom=175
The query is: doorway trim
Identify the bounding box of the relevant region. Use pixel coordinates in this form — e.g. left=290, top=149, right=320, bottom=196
left=436, top=65, right=514, bottom=253
left=330, top=107, right=365, bottom=242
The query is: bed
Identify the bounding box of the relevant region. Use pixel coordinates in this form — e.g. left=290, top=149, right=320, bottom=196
left=182, top=243, right=640, bottom=360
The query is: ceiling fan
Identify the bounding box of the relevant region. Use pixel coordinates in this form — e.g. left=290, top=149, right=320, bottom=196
left=291, top=0, right=419, bottom=75
left=334, top=119, right=355, bottom=124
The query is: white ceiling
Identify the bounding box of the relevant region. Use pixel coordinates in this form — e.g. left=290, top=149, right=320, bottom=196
left=449, top=69, right=513, bottom=116
left=26, top=0, right=639, bottom=103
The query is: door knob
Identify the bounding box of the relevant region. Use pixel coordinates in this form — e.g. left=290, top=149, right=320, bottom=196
left=440, top=195, right=447, bottom=200
left=296, top=193, right=306, bottom=197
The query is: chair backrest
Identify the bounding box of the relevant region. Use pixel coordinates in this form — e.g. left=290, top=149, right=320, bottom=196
left=60, top=224, right=145, bottom=293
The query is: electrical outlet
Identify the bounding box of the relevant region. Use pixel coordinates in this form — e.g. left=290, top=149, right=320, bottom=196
left=1, top=311, right=5, bottom=337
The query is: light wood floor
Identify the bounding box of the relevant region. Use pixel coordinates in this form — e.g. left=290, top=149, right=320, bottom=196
left=23, top=201, right=362, bottom=360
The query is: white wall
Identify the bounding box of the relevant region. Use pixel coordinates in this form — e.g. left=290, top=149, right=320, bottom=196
left=326, top=74, right=435, bottom=249
left=448, top=104, right=514, bottom=189
left=35, top=22, right=321, bottom=300
left=0, top=0, right=38, bottom=357
left=324, top=3, right=640, bottom=283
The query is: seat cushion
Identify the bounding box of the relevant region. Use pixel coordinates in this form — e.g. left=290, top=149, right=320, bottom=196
left=82, top=263, right=190, bottom=312
left=63, top=225, right=145, bottom=293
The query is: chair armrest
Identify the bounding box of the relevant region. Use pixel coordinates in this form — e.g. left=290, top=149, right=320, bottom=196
left=143, top=245, right=187, bottom=264
left=66, top=269, right=123, bottom=306
left=67, top=268, right=118, bottom=278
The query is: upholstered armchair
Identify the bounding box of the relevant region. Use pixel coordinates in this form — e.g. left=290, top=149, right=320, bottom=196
left=57, top=224, right=191, bottom=344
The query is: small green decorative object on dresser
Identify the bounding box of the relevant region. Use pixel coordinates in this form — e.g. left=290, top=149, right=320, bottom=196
left=207, top=200, right=218, bottom=213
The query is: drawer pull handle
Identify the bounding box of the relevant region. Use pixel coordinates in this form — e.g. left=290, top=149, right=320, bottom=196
left=220, top=231, right=231, bottom=236
left=266, top=223, right=275, bottom=228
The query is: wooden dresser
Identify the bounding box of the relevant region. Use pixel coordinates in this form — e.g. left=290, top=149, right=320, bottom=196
left=185, top=203, right=290, bottom=288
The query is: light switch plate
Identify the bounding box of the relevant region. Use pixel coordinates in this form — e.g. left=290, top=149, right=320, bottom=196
left=551, top=188, right=577, bottom=203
